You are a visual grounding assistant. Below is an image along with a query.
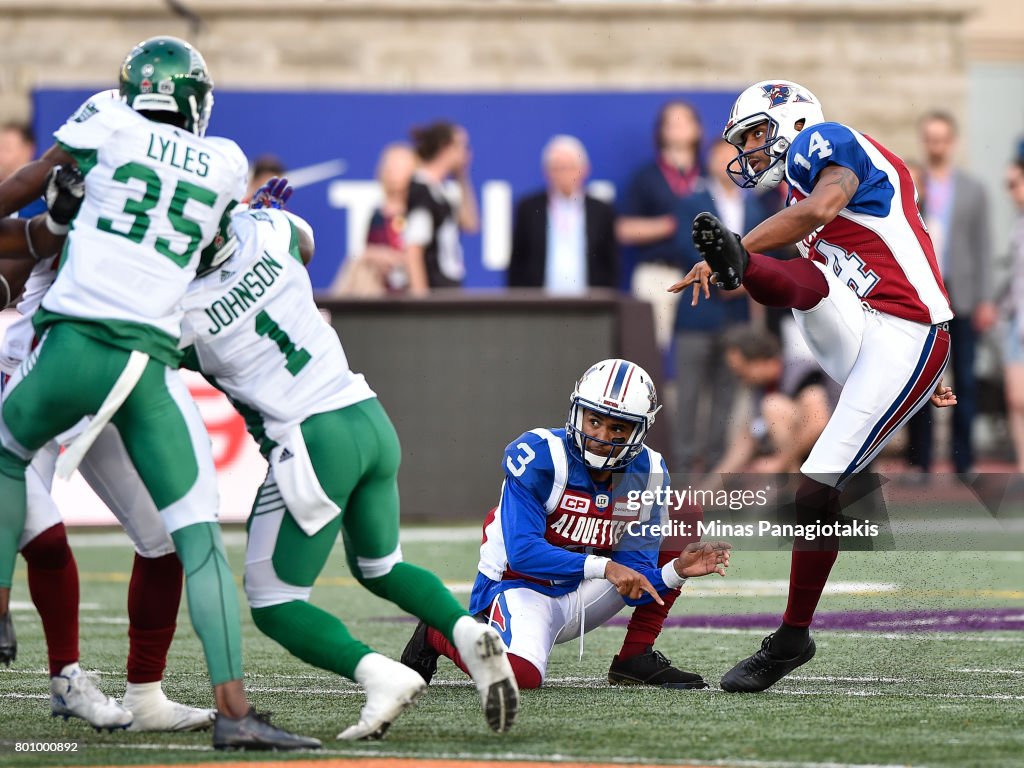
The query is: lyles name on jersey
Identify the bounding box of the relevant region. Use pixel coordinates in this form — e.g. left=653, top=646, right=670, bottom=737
left=144, top=132, right=211, bottom=178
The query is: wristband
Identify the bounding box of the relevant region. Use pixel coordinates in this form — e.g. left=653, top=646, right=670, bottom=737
left=45, top=214, right=69, bottom=236
left=0, top=273, right=10, bottom=309
left=661, top=559, right=688, bottom=590
left=584, top=555, right=611, bottom=580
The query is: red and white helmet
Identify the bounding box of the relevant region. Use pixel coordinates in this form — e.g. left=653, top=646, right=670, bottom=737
left=723, top=80, right=825, bottom=191
left=567, top=359, right=661, bottom=469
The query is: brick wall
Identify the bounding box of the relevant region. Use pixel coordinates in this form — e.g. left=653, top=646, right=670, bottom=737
left=0, top=1, right=971, bottom=157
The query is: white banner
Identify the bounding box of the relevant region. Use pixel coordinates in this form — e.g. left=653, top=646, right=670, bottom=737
left=0, top=309, right=266, bottom=525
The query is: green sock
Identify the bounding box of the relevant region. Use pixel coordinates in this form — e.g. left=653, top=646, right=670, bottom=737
left=362, top=562, right=469, bottom=643
left=0, top=454, right=28, bottom=589
left=251, top=600, right=372, bottom=680
left=170, top=522, right=243, bottom=685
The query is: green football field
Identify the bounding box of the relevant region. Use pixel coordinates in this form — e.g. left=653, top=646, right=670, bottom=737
left=1, top=526, right=1022, bottom=768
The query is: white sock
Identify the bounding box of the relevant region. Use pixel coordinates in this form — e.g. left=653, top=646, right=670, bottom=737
left=452, top=615, right=482, bottom=649
left=123, top=681, right=165, bottom=704
left=352, top=653, right=392, bottom=687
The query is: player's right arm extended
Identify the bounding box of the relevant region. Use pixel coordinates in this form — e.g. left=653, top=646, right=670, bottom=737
left=742, top=164, right=859, bottom=254
left=500, top=477, right=593, bottom=582
left=0, top=145, right=73, bottom=219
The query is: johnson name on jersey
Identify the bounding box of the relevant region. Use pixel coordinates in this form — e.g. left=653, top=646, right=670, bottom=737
left=40, top=91, right=248, bottom=349
left=180, top=208, right=374, bottom=453
left=470, top=427, right=679, bottom=615
left=785, top=121, right=952, bottom=326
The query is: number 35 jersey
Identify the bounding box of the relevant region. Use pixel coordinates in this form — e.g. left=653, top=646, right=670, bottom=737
left=180, top=208, right=375, bottom=453
left=41, top=91, right=248, bottom=362
left=785, top=121, right=952, bottom=326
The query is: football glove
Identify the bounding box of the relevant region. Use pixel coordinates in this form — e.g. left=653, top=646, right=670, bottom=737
left=44, top=164, right=85, bottom=234
left=250, top=176, right=293, bottom=210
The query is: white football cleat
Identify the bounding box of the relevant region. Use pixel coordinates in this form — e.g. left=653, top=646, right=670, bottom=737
left=453, top=617, right=519, bottom=733
left=122, top=681, right=215, bottom=732
left=337, top=653, right=427, bottom=741
left=50, top=663, right=133, bottom=732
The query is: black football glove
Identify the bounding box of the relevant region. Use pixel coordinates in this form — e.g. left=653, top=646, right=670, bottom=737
left=44, top=164, right=86, bottom=233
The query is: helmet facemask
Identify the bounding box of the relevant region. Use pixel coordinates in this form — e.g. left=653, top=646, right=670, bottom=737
left=724, top=113, right=791, bottom=192
left=722, top=80, right=825, bottom=192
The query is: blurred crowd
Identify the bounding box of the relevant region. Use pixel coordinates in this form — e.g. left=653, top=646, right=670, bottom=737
left=5, top=103, right=1024, bottom=477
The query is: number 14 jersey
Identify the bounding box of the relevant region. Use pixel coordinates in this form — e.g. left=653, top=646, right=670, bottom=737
left=180, top=209, right=374, bottom=454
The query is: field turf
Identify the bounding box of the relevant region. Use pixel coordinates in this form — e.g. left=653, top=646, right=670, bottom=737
left=0, top=527, right=1021, bottom=768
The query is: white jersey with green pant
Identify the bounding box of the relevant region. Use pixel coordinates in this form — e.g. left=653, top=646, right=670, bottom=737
left=180, top=208, right=472, bottom=680
left=0, top=92, right=249, bottom=685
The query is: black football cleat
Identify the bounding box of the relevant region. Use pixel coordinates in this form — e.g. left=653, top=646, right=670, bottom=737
left=212, top=709, right=322, bottom=751
left=692, top=211, right=748, bottom=290
left=0, top=612, right=16, bottom=666
left=608, top=648, right=708, bottom=689
left=720, top=633, right=816, bottom=692
left=400, top=620, right=439, bottom=685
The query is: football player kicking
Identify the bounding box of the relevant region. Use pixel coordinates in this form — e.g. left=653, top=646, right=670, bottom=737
left=401, top=359, right=731, bottom=691
left=670, top=80, right=957, bottom=692
left=179, top=181, right=518, bottom=738
left=0, top=167, right=213, bottom=733
left=0, top=38, right=318, bottom=749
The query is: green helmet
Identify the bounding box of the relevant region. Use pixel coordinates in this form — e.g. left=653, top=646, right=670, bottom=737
left=119, top=36, right=214, bottom=137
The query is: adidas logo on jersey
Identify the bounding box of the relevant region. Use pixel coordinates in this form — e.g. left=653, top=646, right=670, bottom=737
left=219, top=269, right=235, bottom=283
left=279, top=448, right=294, bottom=462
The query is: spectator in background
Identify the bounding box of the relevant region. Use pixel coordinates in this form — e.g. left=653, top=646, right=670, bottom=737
left=618, top=101, right=703, bottom=352
left=1001, top=160, right=1024, bottom=472
left=330, top=143, right=418, bottom=297
left=711, top=326, right=831, bottom=476
left=906, top=111, right=996, bottom=477
left=246, top=154, right=287, bottom=201
left=405, top=121, right=479, bottom=293
left=0, top=122, right=44, bottom=217
left=672, top=139, right=774, bottom=474
left=507, top=135, right=617, bottom=293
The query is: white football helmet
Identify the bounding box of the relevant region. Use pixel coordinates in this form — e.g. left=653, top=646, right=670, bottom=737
left=567, top=359, right=661, bottom=470
left=723, top=80, right=825, bottom=191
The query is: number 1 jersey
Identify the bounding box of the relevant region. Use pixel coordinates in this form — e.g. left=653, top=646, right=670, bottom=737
left=41, top=91, right=248, bottom=361
left=180, top=209, right=375, bottom=454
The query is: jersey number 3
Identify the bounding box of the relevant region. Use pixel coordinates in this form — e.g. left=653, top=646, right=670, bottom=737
left=505, top=443, right=536, bottom=477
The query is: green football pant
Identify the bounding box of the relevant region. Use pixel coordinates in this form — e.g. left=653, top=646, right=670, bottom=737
left=0, top=322, right=241, bottom=684
left=246, top=398, right=469, bottom=680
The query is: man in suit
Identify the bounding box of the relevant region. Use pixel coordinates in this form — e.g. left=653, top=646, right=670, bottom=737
left=672, top=139, right=776, bottom=474
left=507, top=135, right=617, bottom=293
left=906, top=111, right=997, bottom=477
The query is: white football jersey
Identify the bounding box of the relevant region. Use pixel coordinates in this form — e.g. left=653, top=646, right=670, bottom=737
left=0, top=256, right=59, bottom=374
left=180, top=209, right=375, bottom=451
left=42, top=91, right=248, bottom=342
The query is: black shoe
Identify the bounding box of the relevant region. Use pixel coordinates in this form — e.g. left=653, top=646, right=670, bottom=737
left=212, top=709, right=321, bottom=751
left=400, top=620, right=439, bottom=685
left=608, top=649, right=708, bottom=689
left=720, top=633, right=816, bottom=692
left=0, top=612, right=15, bottom=666
left=692, top=211, right=748, bottom=290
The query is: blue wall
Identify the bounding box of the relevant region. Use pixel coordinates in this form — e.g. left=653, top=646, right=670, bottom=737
left=34, top=89, right=734, bottom=291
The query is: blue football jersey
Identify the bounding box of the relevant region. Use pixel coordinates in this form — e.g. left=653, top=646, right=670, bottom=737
left=469, top=427, right=673, bottom=614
